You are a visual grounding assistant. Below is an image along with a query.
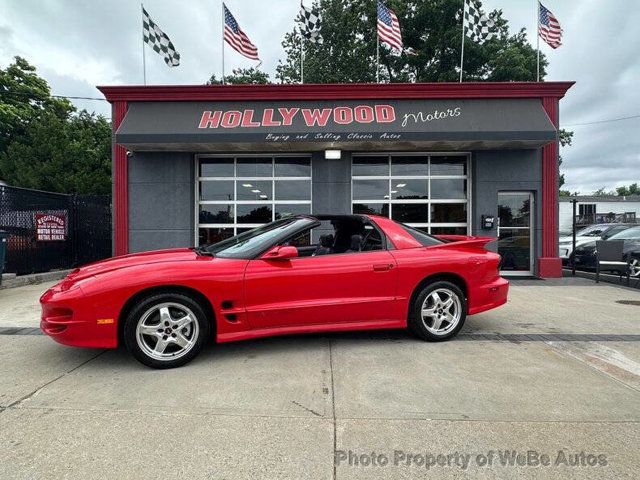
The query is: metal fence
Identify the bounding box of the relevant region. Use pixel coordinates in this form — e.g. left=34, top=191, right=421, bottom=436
left=0, top=185, right=112, bottom=275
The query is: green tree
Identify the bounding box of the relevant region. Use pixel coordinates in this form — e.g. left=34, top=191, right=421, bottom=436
left=208, top=67, right=271, bottom=85
left=276, top=0, right=547, bottom=83
left=616, top=183, right=640, bottom=196
left=0, top=56, right=73, bottom=153
left=0, top=110, right=111, bottom=194
left=0, top=57, right=111, bottom=194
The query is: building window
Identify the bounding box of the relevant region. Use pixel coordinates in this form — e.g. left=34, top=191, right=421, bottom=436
left=578, top=204, right=596, bottom=216
left=352, top=154, right=469, bottom=234
left=197, top=155, right=312, bottom=245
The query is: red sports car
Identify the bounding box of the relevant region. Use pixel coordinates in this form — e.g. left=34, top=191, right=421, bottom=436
left=40, top=215, right=508, bottom=368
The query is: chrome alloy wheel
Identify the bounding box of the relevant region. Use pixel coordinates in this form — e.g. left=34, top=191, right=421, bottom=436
left=420, top=288, right=462, bottom=335
left=136, top=302, right=199, bottom=361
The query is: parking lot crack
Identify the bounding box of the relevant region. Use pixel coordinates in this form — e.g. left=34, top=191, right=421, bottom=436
left=2, top=350, right=106, bottom=412
left=291, top=400, right=322, bottom=417
left=328, top=339, right=337, bottom=480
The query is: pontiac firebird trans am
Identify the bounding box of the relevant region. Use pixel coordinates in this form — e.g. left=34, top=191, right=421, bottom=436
left=40, top=215, right=508, bottom=369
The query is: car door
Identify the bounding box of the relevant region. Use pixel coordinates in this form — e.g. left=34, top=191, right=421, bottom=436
left=243, top=249, right=398, bottom=330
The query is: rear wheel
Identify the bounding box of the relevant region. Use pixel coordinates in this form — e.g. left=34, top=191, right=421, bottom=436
left=123, top=293, right=210, bottom=369
left=408, top=281, right=467, bottom=341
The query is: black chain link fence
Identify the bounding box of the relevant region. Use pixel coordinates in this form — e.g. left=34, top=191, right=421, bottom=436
left=0, top=185, right=112, bottom=275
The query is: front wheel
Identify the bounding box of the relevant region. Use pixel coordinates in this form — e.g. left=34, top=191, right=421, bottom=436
left=123, top=293, right=210, bottom=369
left=408, top=281, right=467, bottom=341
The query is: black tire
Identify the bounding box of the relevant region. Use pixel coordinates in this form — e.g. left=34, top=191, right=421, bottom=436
left=408, top=281, right=467, bottom=342
left=123, top=293, right=210, bottom=369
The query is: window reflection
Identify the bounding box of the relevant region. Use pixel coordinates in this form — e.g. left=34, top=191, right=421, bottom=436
left=236, top=181, right=272, bottom=200
left=430, top=179, right=466, bottom=199
left=353, top=179, right=388, bottom=200
left=200, top=158, right=234, bottom=177
left=237, top=204, right=273, bottom=224
left=237, top=158, right=273, bottom=177
left=391, top=156, right=429, bottom=175
left=199, top=205, right=233, bottom=224
left=275, top=158, right=311, bottom=177
left=275, top=180, right=311, bottom=200
left=275, top=204, right=311, bottom=219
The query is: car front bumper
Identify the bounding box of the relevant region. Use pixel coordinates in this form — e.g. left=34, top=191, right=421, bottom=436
left=40, top=284, right=118, bottom=349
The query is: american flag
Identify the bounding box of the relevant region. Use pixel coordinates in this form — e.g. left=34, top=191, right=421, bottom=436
left=377, top=1, right=402, bottom=52
left=223, top=4, right=260, bottom=61
left=538, top=2, right=562, bottom=49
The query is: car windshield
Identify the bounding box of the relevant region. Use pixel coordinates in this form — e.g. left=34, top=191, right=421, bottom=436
left=577, top=225, right=607, bottom=237
left=202, top=217, right=316, bottom=258
left=609, top=226, right=640, bottom=240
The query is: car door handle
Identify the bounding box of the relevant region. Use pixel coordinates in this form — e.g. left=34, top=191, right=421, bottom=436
left=373, top=263, right=394, bottom=272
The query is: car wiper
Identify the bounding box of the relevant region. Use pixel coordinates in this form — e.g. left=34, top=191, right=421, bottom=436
left=192, top=246, right=214, bottom=257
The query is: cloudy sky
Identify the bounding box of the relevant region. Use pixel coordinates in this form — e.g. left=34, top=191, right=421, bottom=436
left=1, top=0, right=638, bottom=194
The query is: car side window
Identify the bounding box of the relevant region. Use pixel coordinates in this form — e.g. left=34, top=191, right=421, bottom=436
left=360, top=224, right=385, bottom=252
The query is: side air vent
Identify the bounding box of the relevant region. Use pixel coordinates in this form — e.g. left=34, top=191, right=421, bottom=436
left=221, top=300, right=233, bottom=309
left=224, top=313, right=237, bottom=322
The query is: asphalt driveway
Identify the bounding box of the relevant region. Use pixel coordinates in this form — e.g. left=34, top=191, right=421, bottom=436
left=1, top=277, right=639, bottom=479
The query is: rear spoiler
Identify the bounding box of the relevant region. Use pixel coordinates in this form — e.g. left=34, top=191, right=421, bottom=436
left=430, top=235, right=497, bottom=249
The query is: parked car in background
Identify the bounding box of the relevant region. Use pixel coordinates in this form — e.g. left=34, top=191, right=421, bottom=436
left=571, top=225, right=640, bottom=276
left=559, top=223, right=636, bottom=265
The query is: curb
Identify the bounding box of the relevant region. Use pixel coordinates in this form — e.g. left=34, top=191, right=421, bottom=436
left=0, top=269, right=72, bottom=290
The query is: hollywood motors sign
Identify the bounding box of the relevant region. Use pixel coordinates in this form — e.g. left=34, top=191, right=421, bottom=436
left=198, top=104, right=397, bottom=129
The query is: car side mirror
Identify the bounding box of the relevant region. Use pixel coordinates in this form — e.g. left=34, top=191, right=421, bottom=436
left=261, top=245, right=298, bottom=260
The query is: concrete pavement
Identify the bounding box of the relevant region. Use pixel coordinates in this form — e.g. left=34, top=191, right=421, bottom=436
left=1, top=277, right=639, bottom=479
left=0, top=280, right=57, bottom=328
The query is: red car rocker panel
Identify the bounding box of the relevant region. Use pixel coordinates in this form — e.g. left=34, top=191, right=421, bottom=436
left=41, top=214, right=508, bottom=369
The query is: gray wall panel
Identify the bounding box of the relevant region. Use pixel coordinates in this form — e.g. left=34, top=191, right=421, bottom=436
left=128, top=152, right=194, bottom=252
left=472, top=149, right=543, bottom=273
left=129, top=230, right=193, bottom=253
left=312, top=151, right=351, bottom=216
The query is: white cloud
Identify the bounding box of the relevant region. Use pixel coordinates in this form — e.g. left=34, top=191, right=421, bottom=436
left=1, top=0, right=638, bottom=193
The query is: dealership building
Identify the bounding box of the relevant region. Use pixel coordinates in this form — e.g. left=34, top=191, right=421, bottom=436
left=99, top=82, right=573, bottom=277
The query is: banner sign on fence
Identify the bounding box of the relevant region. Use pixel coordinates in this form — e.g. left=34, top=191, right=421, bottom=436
left=35, top=213, right=67, bottom=241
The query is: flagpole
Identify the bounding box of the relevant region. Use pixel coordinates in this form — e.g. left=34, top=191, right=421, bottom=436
left=459, top=0, right=465, bottom=82
left=300, top=32, right=304, bottom=84
left=376, top=34, right=380, bottom=83
left=141, top=3, right=147, bottom=85
left=221, top=0, right=226, bottom=84
left=536, top=0, right=540, bottom=81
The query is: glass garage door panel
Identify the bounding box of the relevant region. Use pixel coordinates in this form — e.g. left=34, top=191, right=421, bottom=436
left=498, top=192, right=534, bottom=274
left=197, top=156, right=312, bottom=244
left=351, top=154, right=469, bottom=234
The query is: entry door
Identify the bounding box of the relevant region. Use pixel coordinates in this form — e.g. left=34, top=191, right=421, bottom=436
left=497, top=192, right=534, bottom=275
left=243, top=250, right=398, bottom=329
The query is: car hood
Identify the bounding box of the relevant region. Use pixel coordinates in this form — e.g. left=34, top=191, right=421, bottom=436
left=559, top=235, right=598, bottom=244
left=65, top=248, right=200, bottom=282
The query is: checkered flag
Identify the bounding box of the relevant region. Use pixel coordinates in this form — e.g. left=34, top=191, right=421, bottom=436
left=299, top=1, right=323, bottom=43
left=142, top=6, right=180, bottom=67
left=463, top=0, right=496, bottom=44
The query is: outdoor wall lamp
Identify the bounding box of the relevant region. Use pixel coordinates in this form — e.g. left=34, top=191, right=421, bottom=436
left=325, top=149, right=341, bottom=160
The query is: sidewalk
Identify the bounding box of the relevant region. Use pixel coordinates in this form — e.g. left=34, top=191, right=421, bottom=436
left=0, top=281, right=57, bottom=328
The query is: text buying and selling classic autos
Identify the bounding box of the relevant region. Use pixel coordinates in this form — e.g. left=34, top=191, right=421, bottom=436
left=40, top=214, right=508, bottom=369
